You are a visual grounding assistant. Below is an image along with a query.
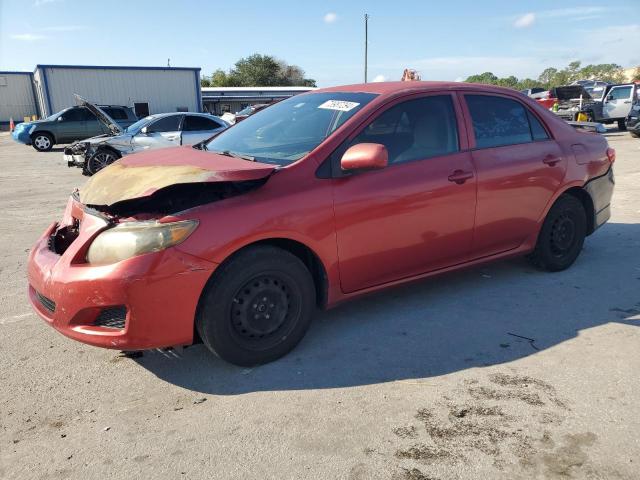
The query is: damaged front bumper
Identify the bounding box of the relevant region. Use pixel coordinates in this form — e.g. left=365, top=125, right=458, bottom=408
left=64, top=143, right=90, bottom=168
left=27, top=197, right=218, bottom=350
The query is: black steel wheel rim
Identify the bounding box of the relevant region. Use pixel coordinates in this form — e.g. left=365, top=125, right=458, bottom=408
left=228, top=272, right=301, bottom=351
left=550, top=213, right=576, bottom=256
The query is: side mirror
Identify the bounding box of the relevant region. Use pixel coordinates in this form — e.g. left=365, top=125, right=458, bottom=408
left=340, top=143, right=388, bottom=172
left=140, top=126, right=149, bottom=135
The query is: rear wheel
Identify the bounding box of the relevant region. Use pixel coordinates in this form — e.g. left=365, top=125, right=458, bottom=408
left=32, top=133, right=53, bottom=152
left=528, top=194, right=587, bottom=272
left=617, top=119, right=627, bottom=131
left=196, top=246, right=315, bottom=366
left=86, top=149, right=120, bottom=175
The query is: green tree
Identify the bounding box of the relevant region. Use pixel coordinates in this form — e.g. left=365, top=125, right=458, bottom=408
left=207, top=54, right=316, bottom=87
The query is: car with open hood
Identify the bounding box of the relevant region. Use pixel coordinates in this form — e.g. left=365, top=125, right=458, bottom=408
left=65, top=98, right=229, bottom=175
left=11, top=100, right=137, bottom=152
left=27, top=81, right=615, bottom=366
left=580, top=83, right=639, bottom=130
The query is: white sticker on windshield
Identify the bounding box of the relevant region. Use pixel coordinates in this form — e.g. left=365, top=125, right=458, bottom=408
left=318, top=100, right=360, bottom=112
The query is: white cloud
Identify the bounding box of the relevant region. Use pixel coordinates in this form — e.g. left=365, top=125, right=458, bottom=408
left=513, top=7, right=608, bottom=28
left=34, top=0, right=61, bottom=6
left=10, top=33, right=47, bottom=41
left=323, top=12, right=337, bottom=24
left=372, top=74, right=386, bottom=82
left=514, top=13, right=535, bottom=28
left=42, top=25, right=87, bottom=32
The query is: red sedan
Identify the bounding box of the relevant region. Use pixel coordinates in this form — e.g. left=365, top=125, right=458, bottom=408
left=28, top=82, right=615, bottom=366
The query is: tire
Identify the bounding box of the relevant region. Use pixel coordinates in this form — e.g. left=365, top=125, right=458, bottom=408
left=617, top=119, right=627, bottom=131
left=31, top=132, right=53, bottom=152
left=528, top=194, right=587, bottom=272
left=196, top=245, right=315, bottom=366
left=630, top=131, right=640, bottom=139
left=86, top=149, right=120, bottom=176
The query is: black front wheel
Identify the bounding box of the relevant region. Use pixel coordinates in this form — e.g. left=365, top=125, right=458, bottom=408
left=86, top=149, right=120, bottom=176
left=618, top=119, right=627, bottom=131
left=528, top=194, right=587, bottom=272
left=196, top=246, right=315, bottom=366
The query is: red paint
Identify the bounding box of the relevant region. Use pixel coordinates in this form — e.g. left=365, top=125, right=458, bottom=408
left=28, top=82, right=613, bottom=350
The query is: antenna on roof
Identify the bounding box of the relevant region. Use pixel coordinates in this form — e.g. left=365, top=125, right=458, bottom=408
left=167, top=58, right=171, bottom=67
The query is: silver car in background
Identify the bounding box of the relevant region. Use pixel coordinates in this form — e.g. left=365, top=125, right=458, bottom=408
left=65, top=99, right=229, bottom=175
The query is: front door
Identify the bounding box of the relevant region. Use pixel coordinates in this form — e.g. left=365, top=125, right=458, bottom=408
left=462, top=93, right=567, bottom=258
left=56, top=107, right=92, bottom=143
left=603, top=85, right=634, bottom=120
left=133, top=115, right=183, bottom=151
left=331, top=94, right=477, bottom=293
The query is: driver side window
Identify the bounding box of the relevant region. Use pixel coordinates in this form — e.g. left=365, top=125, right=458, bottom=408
left=348, top=95, right=459, bottom=165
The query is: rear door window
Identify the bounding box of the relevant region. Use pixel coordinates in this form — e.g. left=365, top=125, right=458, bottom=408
left=182, top=115, right=222, bottom=131
left=102, top=107, right=127, bottom=120
left=465, top=95, right=548, bottom=148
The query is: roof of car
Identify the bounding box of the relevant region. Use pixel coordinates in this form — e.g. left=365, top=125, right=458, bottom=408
left=313, top=81, right=523, bottom=96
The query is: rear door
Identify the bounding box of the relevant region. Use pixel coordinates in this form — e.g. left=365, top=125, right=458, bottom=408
left=331, top=93, right=477, bottom=293
left=461, top=93, right=566, bottom=257
left=181, top=115, right=227, bottom=145
left=133, top=115, right=183, bottom=150
left=603, top=85, right=634, bottom=119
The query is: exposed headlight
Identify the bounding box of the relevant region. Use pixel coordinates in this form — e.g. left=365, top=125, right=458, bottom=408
left=28, top=125, right=37, bottom=134
left=86, top=220, right=198, bottom=265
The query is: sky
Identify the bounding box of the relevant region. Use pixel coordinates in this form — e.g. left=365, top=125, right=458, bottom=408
left=0, top=0, right=637, bottom=87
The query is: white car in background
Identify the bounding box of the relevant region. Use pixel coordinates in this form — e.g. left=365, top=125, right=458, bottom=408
left=65, top=98, right=229, bottom=175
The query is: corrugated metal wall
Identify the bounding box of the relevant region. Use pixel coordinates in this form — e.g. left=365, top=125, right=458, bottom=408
left=38, top=67, right=200, bottom=117
left=0, top=72, right=37, bottom=123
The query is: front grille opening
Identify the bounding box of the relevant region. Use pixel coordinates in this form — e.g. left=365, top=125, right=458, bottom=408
left=94, top=306, right=127, bottom=329
left=48, top=221, right=80, bottom=255
left=36, top=291, right=56, bottom=313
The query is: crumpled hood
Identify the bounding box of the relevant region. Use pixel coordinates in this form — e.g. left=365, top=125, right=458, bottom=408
left=78, top=146, right=276, bottom=207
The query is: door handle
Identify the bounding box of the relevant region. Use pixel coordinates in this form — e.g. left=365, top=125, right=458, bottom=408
left=447, top=170, right=474, bottom=184
left=623, top=100, right=631, bottom=104
left=543, top=154, right=560, bottom=166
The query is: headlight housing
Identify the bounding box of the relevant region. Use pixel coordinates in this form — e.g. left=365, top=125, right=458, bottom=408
left=86, top=220, right=198, bottom=265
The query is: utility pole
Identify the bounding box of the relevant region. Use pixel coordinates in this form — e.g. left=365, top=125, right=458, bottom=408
left=364, top=13, right=369, bottom=83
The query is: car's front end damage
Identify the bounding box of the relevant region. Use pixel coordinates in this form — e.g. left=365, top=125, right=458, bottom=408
left=28, top=147, right=276, bottom=350
left=64, top=134, right=132, bottom=170
left=65, top=95, right=128, bottom=171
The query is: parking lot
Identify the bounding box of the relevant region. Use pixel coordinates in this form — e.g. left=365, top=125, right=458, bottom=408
left=0, top=130, right=638, bottom=479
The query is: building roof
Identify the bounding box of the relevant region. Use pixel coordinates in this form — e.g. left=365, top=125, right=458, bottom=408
left=35, top=64, right=200, bottom=72
left=201, top=86, right=315, bottom=92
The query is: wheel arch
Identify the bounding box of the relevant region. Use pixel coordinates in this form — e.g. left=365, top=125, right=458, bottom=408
left=559, top=186, right=595, bottom=235
left=192, top=237, right=329, bottom=344
left=32, top=130, right=56, bottom=144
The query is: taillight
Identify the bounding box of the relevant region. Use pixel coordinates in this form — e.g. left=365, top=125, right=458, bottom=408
left=606, top=147, right=616, bottom=163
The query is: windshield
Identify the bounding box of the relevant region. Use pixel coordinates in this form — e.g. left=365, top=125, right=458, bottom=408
left=45, top=108, right=69, bottom=121
left=205, top=92, right=378, bottom=165
left=125, top=115, right=156, bottom=133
